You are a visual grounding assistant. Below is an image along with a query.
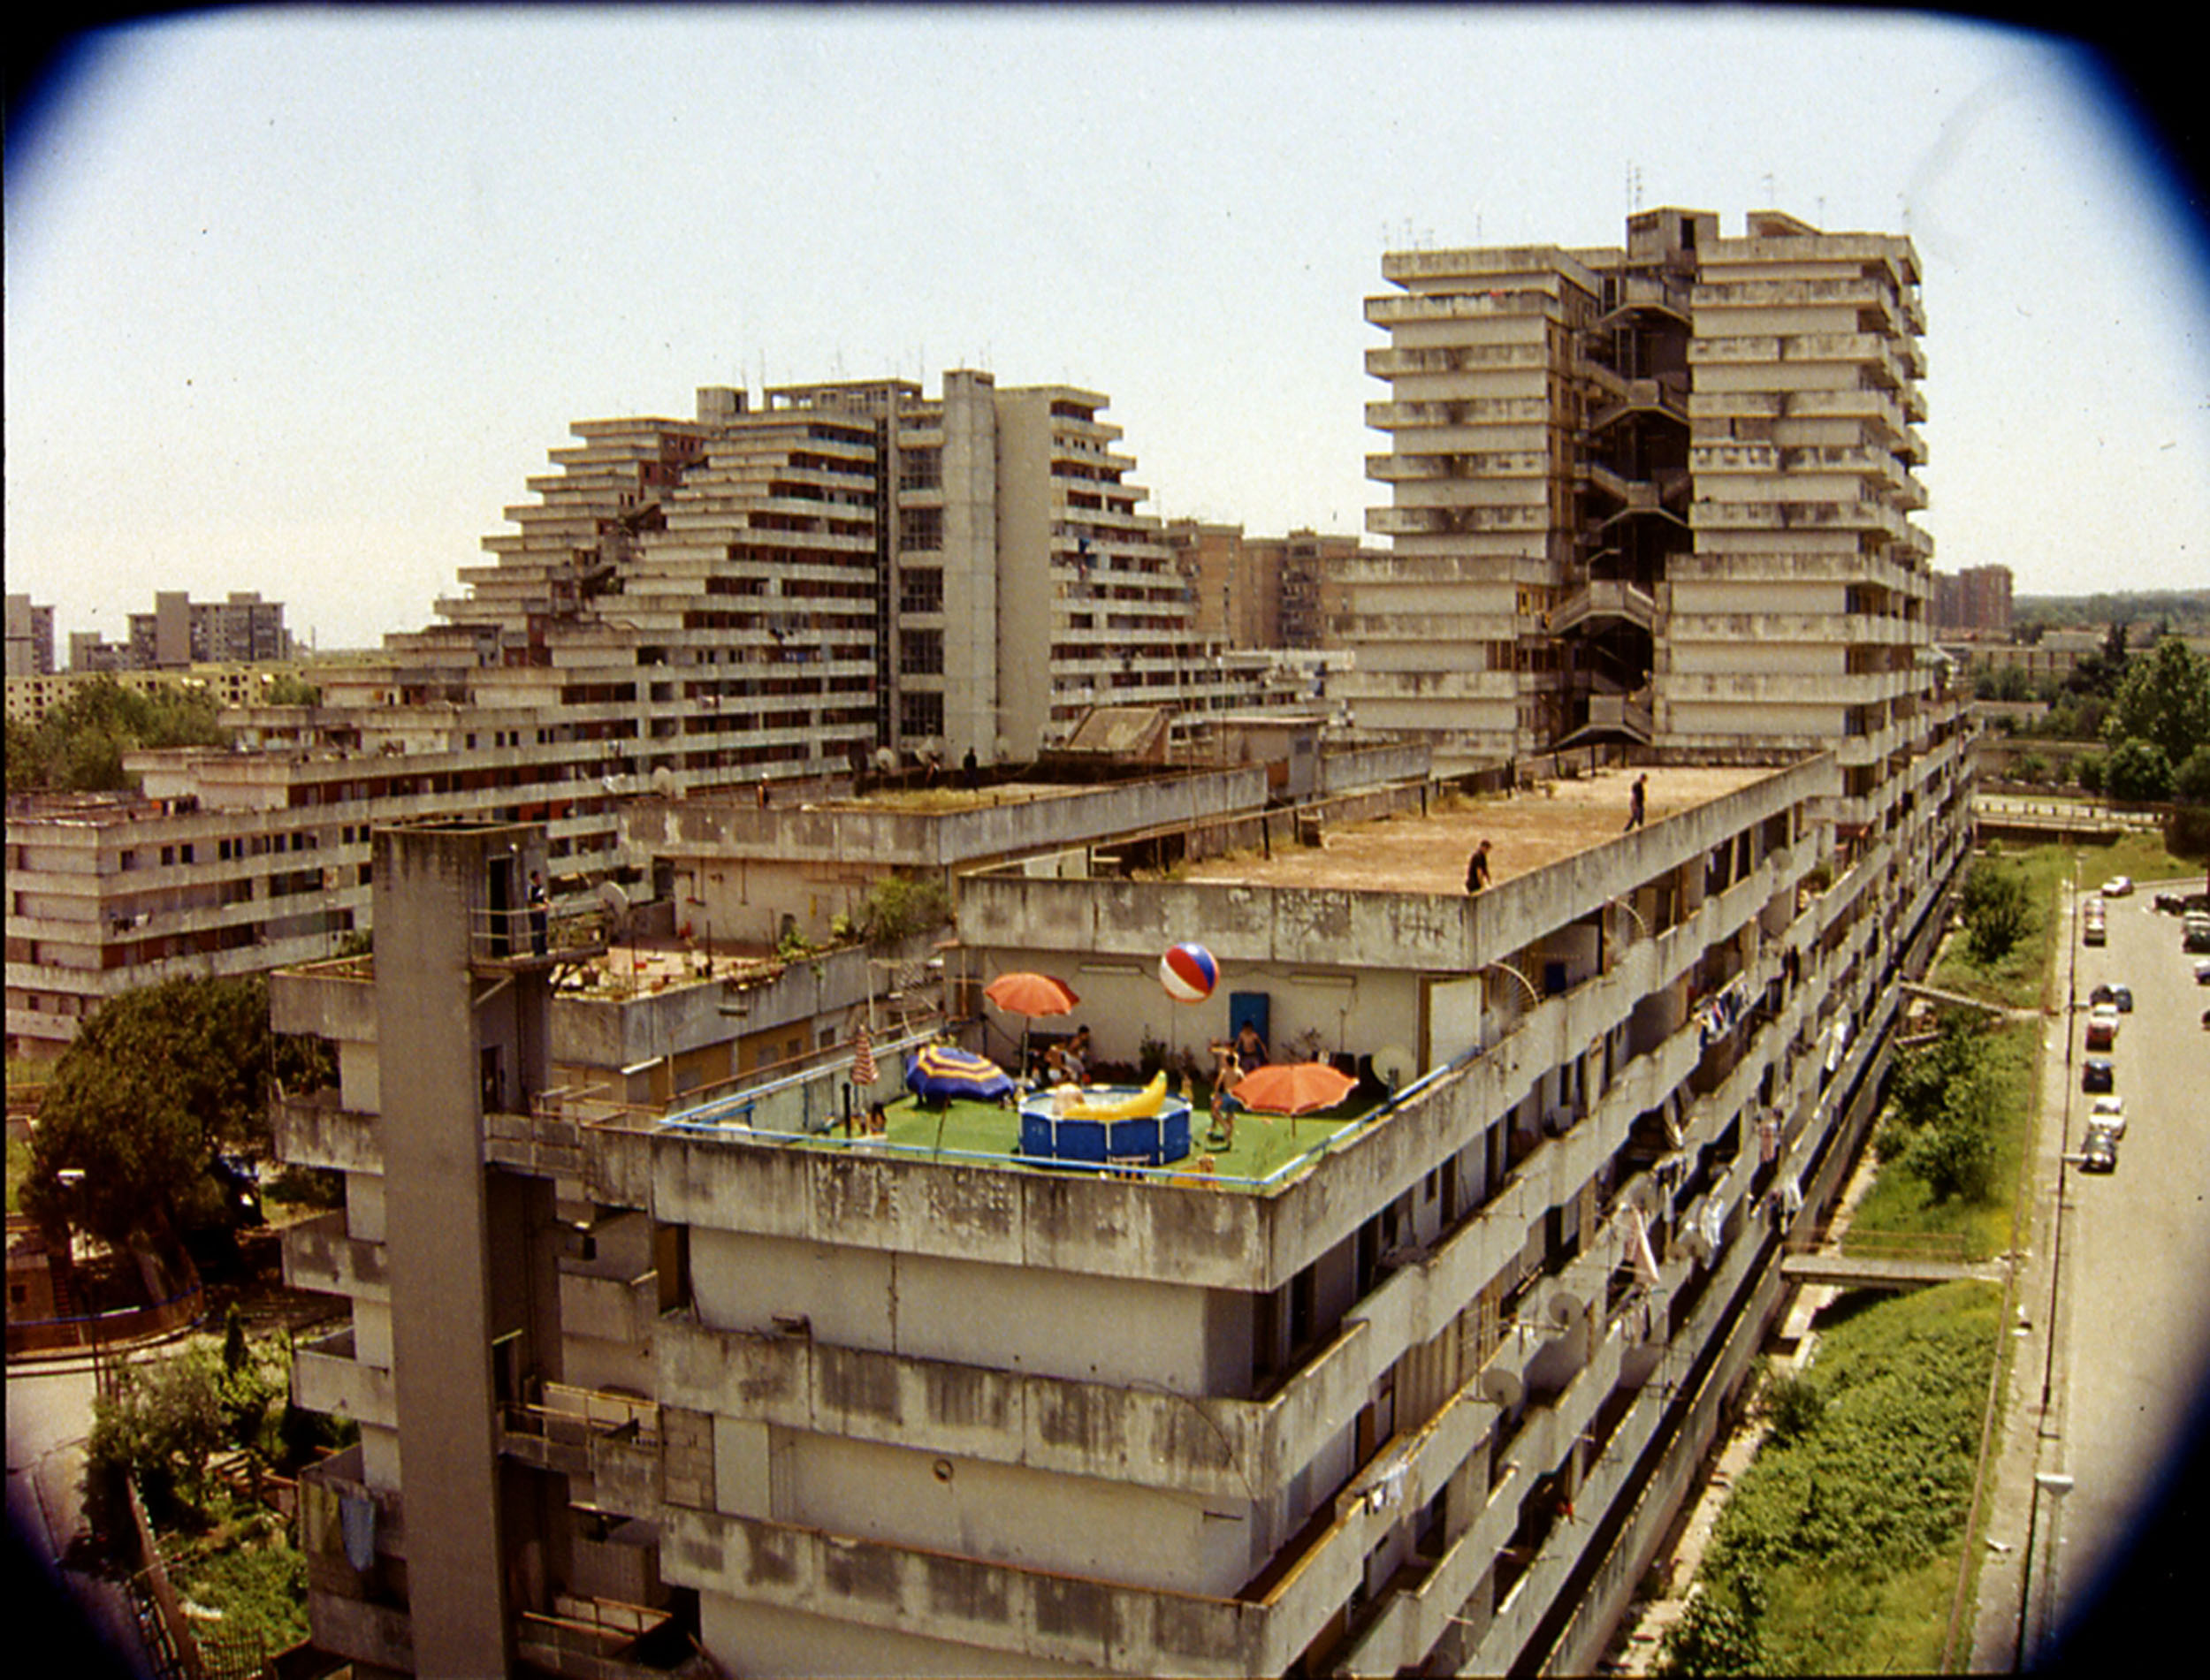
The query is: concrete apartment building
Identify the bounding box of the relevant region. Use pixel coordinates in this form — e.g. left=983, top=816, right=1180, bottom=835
left=1165, top=524, right=1369, bottom=652
left=127, top=589, right=294, bottom=668
left=4, top=594, right=57, bottom=678
left=1350, top=209, right=1933, bottom=782
left=1932, top=564, right=2015, bottom=637
left=265, top=716, right=1972, bottom=1676
left=5, top=371, right=1309, bottom=1060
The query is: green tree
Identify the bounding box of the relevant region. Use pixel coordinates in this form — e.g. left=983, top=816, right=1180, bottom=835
left=1906, top=1071, right=2000, bottom=1202
left=86, top=1343, right=231, bottom=1529
left=8, top=676, right=230, bottom=794
left=21, top=976, right=332, bottom=1246
left=2103, top=635, right=2210, bottom=769
left=2104, top=737, right=2175, bottom=803
left=2176, top=744, right=2210, bottom=804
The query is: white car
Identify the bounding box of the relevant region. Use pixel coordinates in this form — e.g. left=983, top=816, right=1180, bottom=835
left=2089, top=1094, right=2126, bottom=1137
left=2100, top=876, right=2134, bottom=898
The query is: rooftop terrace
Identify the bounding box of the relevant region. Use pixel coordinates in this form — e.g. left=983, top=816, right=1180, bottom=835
left=1176, top=764, right=1771, bottom=893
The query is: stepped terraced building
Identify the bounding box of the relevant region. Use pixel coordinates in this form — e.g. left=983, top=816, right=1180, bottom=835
left=5, top=372, right=1306, bottom=1057
left=1348, top=207, right=1932, bottom=780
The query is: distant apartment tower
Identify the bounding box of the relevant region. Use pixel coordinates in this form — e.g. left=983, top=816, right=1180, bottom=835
left=1353, top=208, right=1933, bottom=787
left=1933, top=564, right=2014, bottom=636
left=1163, top=523, right=1368, bottom=650
left=4, top=595, right=55, bottom=678
left=126, top=590, right=292, bottom=668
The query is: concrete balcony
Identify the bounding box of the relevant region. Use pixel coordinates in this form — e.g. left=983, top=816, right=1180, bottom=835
left=273, top=1086, right=383, bottom=1175
left=661, top=1503, right=1270, bottom=1676
left=1366, top=289, right=1570, bottom=326
left=1365, top=397, right=1553, bottom=432
left=560, top=1266, right=659, bottom=1348
left=293, top=1325, right=398, bottom=1431
left=500, top=1384, right=664, bottom=1517
left=1368, top=505, right=1548, bottom=536
left=282, top=1210, right=389, bottom=1303
left=655, top=1307, right=1376, bottom=1507
left=1365, top=343, right=1551, bottom=378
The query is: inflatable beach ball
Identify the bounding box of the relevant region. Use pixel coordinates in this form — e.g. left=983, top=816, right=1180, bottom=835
left=1160, top=942, right=1218, bottom=1004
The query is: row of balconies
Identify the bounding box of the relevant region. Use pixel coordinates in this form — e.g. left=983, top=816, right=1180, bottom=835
left=1366, top=288, right=1574, bottom=328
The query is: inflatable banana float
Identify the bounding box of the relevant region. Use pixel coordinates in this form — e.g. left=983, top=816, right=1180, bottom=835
left=1059, top=1071, right=1168, bottom=1121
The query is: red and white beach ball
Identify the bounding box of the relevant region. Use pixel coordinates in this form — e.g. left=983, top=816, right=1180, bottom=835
left=1160, top=942, right=1218, bottom=1004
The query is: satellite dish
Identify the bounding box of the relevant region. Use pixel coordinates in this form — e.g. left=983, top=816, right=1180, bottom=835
left=1547, top=1288, right=1587, bottom=1328
left=651, top=765, right=674, bottom=797
left=1479, top=1366, right=1523, bottom=1410
left=874, top=747, right=897, bottom=772
left=1372, top=1043, right=1413, bottom=1087
left=595, top=880, right=630, bottom=932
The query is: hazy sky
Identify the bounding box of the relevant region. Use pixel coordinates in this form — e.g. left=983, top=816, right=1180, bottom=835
left=8, top=6, right=2207, bottom=652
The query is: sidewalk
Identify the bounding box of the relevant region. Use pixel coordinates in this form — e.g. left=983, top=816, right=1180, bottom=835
left=1965, top=885, right=2079, bottom=1671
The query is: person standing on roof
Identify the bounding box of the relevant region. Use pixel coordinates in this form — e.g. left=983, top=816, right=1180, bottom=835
left=1625, top=772, right=1648, bottom=832
left=1466, top=840, right=1492, bottom=893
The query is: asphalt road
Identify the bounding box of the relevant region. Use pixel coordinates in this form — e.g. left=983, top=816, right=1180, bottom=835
left=2042, top=880, right=2210, bottom=1654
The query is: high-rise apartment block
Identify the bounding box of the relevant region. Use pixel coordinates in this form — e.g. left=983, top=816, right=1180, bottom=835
left=4, top=595, right=57, bottom=678
left=269, top=730, right=1972, bottom=1676
left=126, top=590, right=294, bottom=668
left=1933, top=564, right=2015, bottom=637
left=5, top=372, right=1301, bottom=1058
left=1353, top=209, right=1932, bottom=787
left=1164, top=523, right=1370, bottom=651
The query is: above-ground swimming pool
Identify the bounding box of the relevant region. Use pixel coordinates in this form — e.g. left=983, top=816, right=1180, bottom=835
left=1018, top=1088, right=1193, bottom=1167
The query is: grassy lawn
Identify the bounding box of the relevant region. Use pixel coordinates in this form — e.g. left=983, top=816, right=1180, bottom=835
left=789, top=1084, right=1369, bottom=1185
left=1845, top=1015, right=2039, bottom=1262
left=1686, top=1281, right=2004, bottom=1675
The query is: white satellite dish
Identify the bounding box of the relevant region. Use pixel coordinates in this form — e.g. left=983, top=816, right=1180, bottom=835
left=1372, top=1043, right=1413, bottom=1088
left=651, top=765, right=674, bottom=797
left=1479, top=1366, right=1524, bottom=1410
left=595, top=880, right=630, bottom=933
left=873, top=746, right=897, bottom=772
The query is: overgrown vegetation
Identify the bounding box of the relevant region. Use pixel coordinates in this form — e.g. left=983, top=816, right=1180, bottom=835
left=1659, top=1284, right=2003, bottom=1675
left=831, top=873, right=954, bottom=946
left=4, top=675, right=230, bottom=794
left=87, top=1310, right=347, bottom=1663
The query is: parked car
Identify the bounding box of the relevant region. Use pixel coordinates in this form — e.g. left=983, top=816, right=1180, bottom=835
left=2089, top=982, right=2133, bottom=1012
left=2089, top=1094, right=2127, bottom=1137
left=2083, top=919, right=2106, bottom=946
left=2083, top=1057, right=2115, bottom=1093
left=2080, top=1122, right=2120, bottom=1174
left=2084, top=1004, right=2120, bottom=1051
left=2197, top=960, right=2210, bottom=984
left=2100, top=876, right=2133, bottom=898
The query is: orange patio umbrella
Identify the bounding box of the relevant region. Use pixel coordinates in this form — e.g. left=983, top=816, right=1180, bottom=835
left=1231, top=1060, right=1356, bottom=1117
left=983, top=970, right=1079, bottom=1075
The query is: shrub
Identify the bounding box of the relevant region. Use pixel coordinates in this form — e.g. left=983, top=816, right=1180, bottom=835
left=1760, top=1367, right=1826, bottom=1447
left=1961, top=863, right=2029, bottom=964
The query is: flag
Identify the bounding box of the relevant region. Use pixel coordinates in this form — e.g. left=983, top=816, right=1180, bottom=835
left=852, top=1023, right=877, bottom=1088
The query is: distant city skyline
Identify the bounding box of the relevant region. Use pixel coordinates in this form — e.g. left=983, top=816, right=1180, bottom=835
left=7, top=8, right=2206, bottom=652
